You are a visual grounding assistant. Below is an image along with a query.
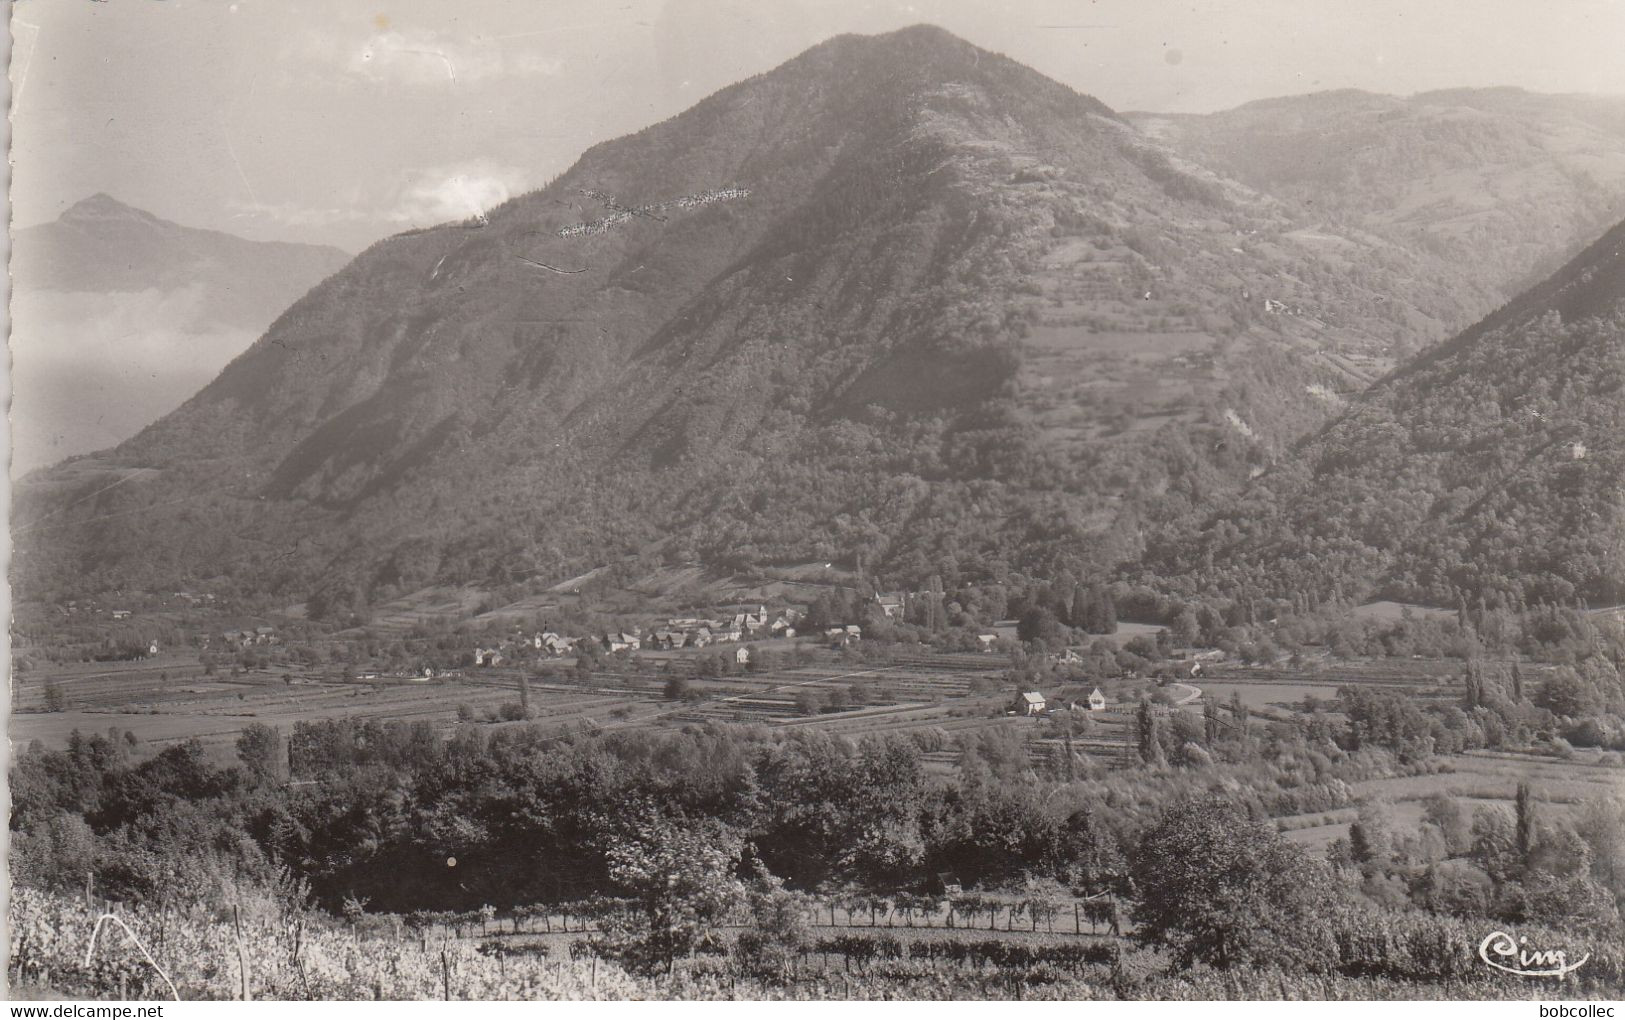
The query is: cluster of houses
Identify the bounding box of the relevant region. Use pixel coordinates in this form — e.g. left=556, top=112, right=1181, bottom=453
left=474, top=629, right=576, bottom=666
left=473, top=606, right=805, bottom=666
left=217, top=625, right=278, bottom=649
left=653, top=606, right=803, bottom=648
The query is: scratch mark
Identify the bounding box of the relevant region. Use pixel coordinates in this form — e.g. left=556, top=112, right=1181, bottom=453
left=399, top=47, right=457, bottom=84
left=515, top=255, right=588, bottom=274
left=12, top=20, right=41, bottom=112
left=221, top=121, right=260, bottom=206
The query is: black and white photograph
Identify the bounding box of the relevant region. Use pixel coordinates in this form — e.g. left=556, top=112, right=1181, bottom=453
left=6, top=0, right=1625, bottom=1007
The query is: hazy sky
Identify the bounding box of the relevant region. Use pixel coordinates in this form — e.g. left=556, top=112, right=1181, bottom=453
left=11, top=0, right=1625, bottom=250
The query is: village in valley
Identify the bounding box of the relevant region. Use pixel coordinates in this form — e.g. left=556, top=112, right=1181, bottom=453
left=12, top=572, right=1236, bottom=762
left=14, top=568, right=1585, bottom=807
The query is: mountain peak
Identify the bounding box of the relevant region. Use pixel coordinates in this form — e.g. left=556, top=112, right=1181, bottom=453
left=838, top=23, right=968, bottom=47
left=780, top=22, right=1117, bottom=125
left=814, top=23, right=1001, bottom=71
left=60, top=192, right=163, bottom=226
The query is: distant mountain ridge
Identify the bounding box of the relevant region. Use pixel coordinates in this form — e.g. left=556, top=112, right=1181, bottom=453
left=12, top=28, right=1625, bottom=609
left=9, top=195, right=350, bottom=472
left=1131, top=87, right=1625, bottom=311
left=13, top=193, right=350, bottom=325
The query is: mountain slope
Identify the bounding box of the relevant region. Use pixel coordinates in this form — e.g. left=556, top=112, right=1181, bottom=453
left=13, top=28, right=1622, bottom=608
left=1142, top=217, right=1625, bottom=607
left=9, top=195, right=350, bottom=472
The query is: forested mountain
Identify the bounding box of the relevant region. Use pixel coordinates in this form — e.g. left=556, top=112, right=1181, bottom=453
left=9, top=195, right=350, bottom=472
left=1133, top=89, right=1625, bottom=316
left=11, top=28, right=1621, bottom=609
left=1142, top=217, right=1625, bottom=607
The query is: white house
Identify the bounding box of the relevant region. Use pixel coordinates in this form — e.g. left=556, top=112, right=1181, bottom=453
left=1087, top=688, right=1107, bottom=712
left=1017, top=691, right=1046, bottom=715
left=734, top=646, right=751, bottom=666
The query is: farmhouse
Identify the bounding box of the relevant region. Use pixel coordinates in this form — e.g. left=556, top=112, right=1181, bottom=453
left=977, top=633, right=998, bottom=651
left=827, top=625, right=862, bottom=648
left=540, top=632, right=573, bottom=655
left=876, top=592, right=907, bottom=618
left=473, top=647, right=504, bottom=667
left=734, top=646, right=751, bottom=666
left=111, top=610, right=132, bottom=620
left=650, top=629, right=686, bottom=650
left=1087, top=688, right=1106, bottom=712
left=1016, top=691, right=1046, bottom=715
left=603, top=632, right=641, bottom=652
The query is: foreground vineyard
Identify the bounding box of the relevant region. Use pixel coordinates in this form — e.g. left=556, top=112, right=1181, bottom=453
left=7, top=887, right=645, bottom=1000
left=12, top=887, right=1623, bottom=1001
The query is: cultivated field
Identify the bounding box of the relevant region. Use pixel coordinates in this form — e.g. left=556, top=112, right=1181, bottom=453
left=1277, top=750, right=1623, bottom=850
left=14, top=648, right=1595, bottom=800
